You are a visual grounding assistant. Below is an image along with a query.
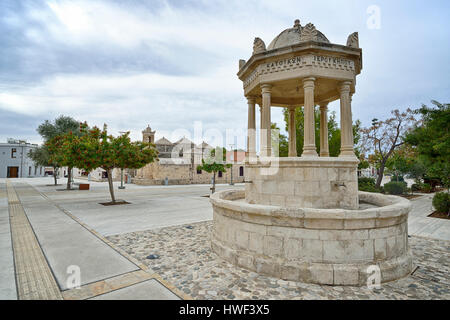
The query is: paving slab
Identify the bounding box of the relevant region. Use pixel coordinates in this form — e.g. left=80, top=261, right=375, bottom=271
left=0, top=183, right=16, bottom=300
left=12, top=183, right=139, bottom=290
left=408, top=195, right=450, bottom=241
left=31, top=179, right=242, bottom=236
left=89, top=279, right=180, bottom=300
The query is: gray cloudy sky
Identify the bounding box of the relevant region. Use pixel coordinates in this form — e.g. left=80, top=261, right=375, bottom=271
left=0, top=0, right=449, bottom=148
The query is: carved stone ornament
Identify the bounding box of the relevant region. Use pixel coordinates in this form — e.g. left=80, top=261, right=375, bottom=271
left=300, top=23, right=318, bottom=41
left=253, top=37, right=266, bottom=55
left=346, top=32, right=359, bottom=48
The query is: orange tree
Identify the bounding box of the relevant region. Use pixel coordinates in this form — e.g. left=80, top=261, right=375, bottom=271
left=72, top=123, right=158, bottom=203
left=38, top=116, right=81, bottom=189
left=46, top=129, right=83, bottom=189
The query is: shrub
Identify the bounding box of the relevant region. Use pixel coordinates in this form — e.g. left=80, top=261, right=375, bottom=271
left=432, top=192, right=450, bottom=214
left=422, top=183, right=432, bottom=193
left=358, top=177, right=379, bottom=192
left=359, top=177, right=376, bottom=185
left=411, top=182, right=432, bottom=193
left=384, top=181, right=407, bottom=195
left=391, top=174, right=405, bottom=182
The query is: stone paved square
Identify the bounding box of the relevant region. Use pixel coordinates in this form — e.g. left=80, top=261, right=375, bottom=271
left=107, top=221, right=450, bottom=300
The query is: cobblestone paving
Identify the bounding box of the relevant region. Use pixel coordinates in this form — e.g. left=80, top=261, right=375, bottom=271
left=107, top=221, right=450, bottom=300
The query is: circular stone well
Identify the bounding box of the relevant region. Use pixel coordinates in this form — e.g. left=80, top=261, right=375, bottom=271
left=210, top=19, right=414, bottom=286
left=211, top=190, right=413, bottom=286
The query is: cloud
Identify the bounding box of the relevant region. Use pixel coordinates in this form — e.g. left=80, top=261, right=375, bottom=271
left=0, top=0, right=449, bottom=148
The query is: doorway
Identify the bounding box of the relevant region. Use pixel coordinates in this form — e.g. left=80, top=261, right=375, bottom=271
left=7, top=167, right=19, bottom=178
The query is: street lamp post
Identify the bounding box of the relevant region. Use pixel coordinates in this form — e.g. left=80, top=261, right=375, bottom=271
left=119, top=168, right=125, bottom=189
left=118, top=131, right=127, bottom=190
left=229, top=144, right=236, bottom=185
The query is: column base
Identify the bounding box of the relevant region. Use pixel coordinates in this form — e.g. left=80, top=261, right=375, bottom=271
left=262, top=148, right=272, bottom=157
left=302, top=147, right=318, bottom=157
left=339, top=147, right=356, bottom=158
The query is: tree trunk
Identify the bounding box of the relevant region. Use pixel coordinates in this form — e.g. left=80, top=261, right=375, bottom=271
left=107, top=169, right=116, bottom=203
left=66, top=167, right=72, bottom=190
left=376, top=163, right=386, bottom=189
left=53, top=167, right=58, bottom=186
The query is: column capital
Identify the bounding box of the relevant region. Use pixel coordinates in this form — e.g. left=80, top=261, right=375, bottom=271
left=319, top=102, right=329, bottom=110
left=260, top=83, right=273, bottom=93
left=246, top=96, right=256, bottom=104
left=288, top=105, right=297, bottom=112
left=339, top=81, right=352, bottom=92
left=302, top=77, right=316, bottom=88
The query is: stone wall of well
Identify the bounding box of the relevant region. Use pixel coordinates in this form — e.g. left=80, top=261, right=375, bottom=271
left=210, top=190, right=413, bottom=286
left=245, top=158, right=359, bottom=209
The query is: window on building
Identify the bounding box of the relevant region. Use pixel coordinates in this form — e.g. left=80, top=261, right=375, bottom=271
left=239, top=166, right=244, bottom=177
left=34, top=166, right=37, bottom=175
left=218, top=171, right=223, bottom=178
left=11, top=148, right=16, bottom=158
left=28, top=167, right=31, bottom=176
left=197, top=169, right=202, bottom=174
left=40, top=167, right=42, bottom=175
left=179, top=150, right=183, bottom=157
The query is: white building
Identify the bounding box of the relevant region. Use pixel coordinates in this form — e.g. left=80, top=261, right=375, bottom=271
left=0, top=139, right=46, bottom=178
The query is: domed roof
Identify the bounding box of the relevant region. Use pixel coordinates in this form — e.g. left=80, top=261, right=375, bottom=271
left=267, top=19, right=330, bottom=51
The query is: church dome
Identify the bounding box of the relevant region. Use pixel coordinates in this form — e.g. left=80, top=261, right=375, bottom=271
left=267, top=19, right=330, bottom=51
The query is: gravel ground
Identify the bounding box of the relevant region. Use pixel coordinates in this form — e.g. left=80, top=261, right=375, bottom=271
left=107, top=221, right=450, bottom=300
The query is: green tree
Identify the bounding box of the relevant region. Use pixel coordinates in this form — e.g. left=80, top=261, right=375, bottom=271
left=359, top=109, right=417, bottom=188
left=405, top=101, right=450, bottom=191
left=197, top=147, right=231, bottom=194
left=271, top=123, right=289, bottom=157
left=72, top=123, right=158, bottom=203
left=386, top=145, right=426, bottom=184
left=46, top=130, right=83, bottom=190
left=28, top=146, right=60, bottom=185
left=280, top=108, right=362, bottom=157
left=37, top=115, right=80, bottom=189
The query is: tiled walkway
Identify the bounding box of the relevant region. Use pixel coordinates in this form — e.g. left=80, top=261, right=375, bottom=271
left=408, top=193, right=450, bottom=240
left=2, top=180, right=185, bottom=300
left=6, top=181, right=62, bottom=300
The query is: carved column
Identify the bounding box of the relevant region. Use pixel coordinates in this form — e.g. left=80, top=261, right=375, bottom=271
left=261, top=84, right=272, bottom=157
left=339, top=81, right=355, bottom=157
left=247, top=97, right=256, bottom=160
left=319, top=103, right=330, bottom=157
left=302, top=77, right=318, bottom=157
left=288, top=106, right=297, bottom=157
left=259, top=104, right=263, bottom=133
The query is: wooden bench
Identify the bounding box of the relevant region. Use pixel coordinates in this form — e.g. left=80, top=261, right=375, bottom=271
left=79, top=184, right=90, bottom=190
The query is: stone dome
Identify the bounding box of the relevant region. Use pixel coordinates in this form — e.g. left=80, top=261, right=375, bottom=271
left=267, top=19, right=330, bottom=50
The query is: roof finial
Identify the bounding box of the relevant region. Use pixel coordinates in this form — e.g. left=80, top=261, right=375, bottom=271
left=294, top=19, right=300, bottom=27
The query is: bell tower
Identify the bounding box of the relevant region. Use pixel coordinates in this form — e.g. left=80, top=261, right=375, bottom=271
left=142, top=125, right=155, bottom=144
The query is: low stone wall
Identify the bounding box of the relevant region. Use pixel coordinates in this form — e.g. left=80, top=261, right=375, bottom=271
left=245, top=157, right=359, bottom=209
left=132, top=177, right=245, bottom=186
left=134, top=161, right=245, bottom=186
left=210, top=190, right=413, bottom=286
